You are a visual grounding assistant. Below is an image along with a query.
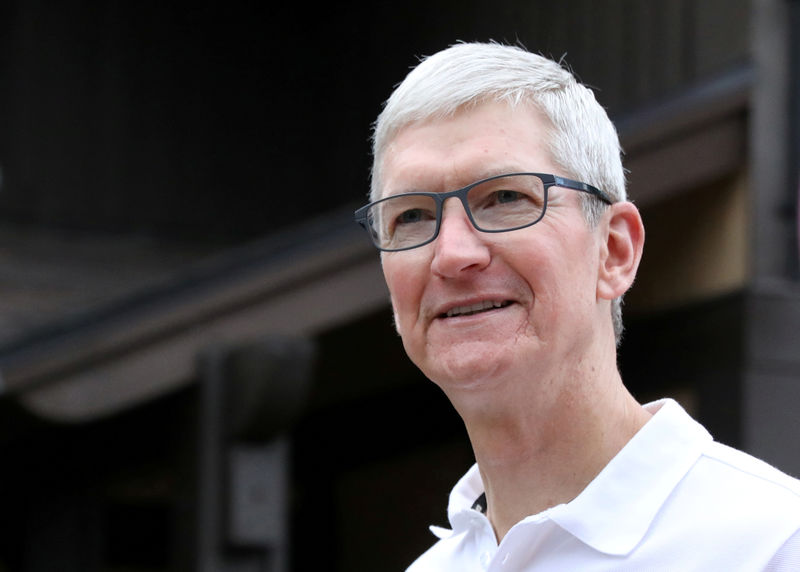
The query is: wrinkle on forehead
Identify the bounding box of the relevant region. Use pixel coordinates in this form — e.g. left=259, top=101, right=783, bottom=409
left=378, top=101, right=556, bottom=198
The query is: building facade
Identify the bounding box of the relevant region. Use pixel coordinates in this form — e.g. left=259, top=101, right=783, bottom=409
left=0, top=1, right=798, bottom=570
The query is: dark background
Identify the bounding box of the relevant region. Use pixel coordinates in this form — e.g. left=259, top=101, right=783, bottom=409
left=0, top=1, right=719, bottom=242
left=4, top=2, right=796, bottom=571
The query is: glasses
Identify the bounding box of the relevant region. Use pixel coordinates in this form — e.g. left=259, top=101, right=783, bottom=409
left=354, top=172, right=612, bottom=252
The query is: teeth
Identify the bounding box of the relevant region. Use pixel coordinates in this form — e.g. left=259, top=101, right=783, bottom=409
left=446, top=300, right=508, bottom=318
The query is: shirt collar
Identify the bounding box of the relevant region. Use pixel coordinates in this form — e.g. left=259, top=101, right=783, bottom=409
left=445, top=399, right=712, bottom=555
left=447, top=463, right=487, bottom=533
left=547, top=398, right=712, bottom=555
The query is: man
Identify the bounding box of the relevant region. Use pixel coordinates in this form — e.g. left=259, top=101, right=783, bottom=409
left=355, top=42, right=800, bottom=570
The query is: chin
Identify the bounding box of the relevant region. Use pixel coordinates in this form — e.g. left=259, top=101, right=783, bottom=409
left=421, top=342, right=512, bottom=392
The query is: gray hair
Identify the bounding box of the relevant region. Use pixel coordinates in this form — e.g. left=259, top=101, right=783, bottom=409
left=371, top=42, right=628, bottom=344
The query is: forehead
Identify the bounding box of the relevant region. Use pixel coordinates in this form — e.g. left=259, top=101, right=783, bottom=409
left=378, top=101, right=555, bottom=195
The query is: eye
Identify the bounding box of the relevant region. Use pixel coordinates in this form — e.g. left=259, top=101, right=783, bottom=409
left=493, top=190, right=523, bottom=204
left=396, top=208, right=432, bottom=225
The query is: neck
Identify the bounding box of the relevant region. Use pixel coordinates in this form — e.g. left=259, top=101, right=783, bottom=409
left=452, top=359, right=650, bottom=541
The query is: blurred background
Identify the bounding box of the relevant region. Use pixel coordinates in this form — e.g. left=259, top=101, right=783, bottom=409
left=0, top=0, right=799, bottom=570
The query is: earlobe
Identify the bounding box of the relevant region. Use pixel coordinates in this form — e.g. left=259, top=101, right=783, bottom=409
left=597, top=202, right=645, bottom=300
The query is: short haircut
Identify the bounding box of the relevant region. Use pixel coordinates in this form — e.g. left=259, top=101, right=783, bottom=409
left=371, top=41, right=629, bottom=344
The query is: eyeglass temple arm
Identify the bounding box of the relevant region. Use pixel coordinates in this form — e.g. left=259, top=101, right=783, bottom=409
left=553, top=176, right=613, bottom=205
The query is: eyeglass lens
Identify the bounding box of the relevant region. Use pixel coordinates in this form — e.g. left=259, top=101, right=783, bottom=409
left=366, top=174, right=547, bottom=250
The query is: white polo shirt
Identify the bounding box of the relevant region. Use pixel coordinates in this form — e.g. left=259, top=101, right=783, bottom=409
left=407, top=399, right=800, bottom=571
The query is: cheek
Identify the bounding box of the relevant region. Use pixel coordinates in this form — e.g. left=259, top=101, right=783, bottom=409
left=513, top=234, right=597, bottom=312
left=381, top=256, right=425, bottom=331
left=544, top=250, right=601, bottom=327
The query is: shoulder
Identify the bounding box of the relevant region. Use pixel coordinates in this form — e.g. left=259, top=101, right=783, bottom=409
left=700, top=440, right=800, bottom=500
left=636, top=434, right=800, bottom=568
left=676, top=439, right=800, bottom=534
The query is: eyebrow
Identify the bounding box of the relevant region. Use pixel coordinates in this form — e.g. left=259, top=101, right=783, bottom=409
left=386, top=165, right=531, bottom=196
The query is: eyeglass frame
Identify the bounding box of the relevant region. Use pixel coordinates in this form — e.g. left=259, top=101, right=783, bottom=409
left=354, top=172, right=614, bottom=252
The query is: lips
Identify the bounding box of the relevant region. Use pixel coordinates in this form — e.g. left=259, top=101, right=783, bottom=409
left=443, top=300, right=512, bottom=318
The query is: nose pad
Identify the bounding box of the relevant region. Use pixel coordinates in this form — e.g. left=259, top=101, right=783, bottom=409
left=431, top=199, right=491, bottom=277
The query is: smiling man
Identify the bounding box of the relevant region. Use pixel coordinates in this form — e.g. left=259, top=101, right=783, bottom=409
left=355, top=42, right=800, bottom=570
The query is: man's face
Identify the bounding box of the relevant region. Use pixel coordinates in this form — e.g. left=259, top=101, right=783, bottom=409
left=379, top=102, right=608, bottom=399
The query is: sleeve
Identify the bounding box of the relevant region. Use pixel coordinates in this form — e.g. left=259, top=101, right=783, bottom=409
left=763, top=528, right=800, bottom=571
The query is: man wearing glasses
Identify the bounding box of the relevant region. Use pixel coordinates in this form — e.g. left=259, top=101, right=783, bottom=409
left=356, top=42, right=800, bottom=570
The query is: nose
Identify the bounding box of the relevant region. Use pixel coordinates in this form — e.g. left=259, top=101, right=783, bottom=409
left=430, top=199, right=491, bottom=278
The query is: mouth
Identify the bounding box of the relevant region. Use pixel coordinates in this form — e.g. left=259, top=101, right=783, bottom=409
left=441, top=300, right=512, bottom=318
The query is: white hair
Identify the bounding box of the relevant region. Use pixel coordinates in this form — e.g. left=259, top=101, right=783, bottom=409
left=370, top=42, right=629, bottom=343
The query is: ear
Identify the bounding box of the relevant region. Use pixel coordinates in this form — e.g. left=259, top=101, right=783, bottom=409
left=597, top=201, right=645, bottom=301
